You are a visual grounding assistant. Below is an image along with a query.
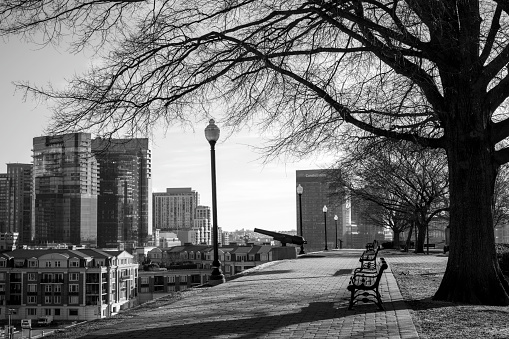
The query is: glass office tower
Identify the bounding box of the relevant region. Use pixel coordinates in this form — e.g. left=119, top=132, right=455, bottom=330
left=92, top=138, right=152, bottom=249
left=33, top=133, right=98, bottom=246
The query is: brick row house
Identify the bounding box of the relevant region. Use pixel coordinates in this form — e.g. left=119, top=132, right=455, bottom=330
left=0, top=248, right=138, bottom=322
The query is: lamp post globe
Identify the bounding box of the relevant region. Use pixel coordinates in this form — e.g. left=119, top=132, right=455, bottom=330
left=323, top=205, right=328, bottom=251
left=334, top=215, right=339, bottom=249
left=297, top=184, right=305, bottom=255
left=205, top=119, right=225, bottom=285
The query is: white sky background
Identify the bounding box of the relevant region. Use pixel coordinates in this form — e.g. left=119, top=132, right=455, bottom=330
left=0, top=37, right=332, bottom=232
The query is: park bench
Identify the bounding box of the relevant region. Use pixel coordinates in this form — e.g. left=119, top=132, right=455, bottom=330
left=423, top=243, right=436, bottom=248
left=358, top=245, right=379, bottom=270
left=347, top=257, right=388, bottom=310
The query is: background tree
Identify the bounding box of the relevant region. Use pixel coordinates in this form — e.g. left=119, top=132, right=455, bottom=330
left=331, top=140, right=449, bottom=253
left=494, top=164, right=509, bottom=229
left=2, top=0, right=509, bottom=304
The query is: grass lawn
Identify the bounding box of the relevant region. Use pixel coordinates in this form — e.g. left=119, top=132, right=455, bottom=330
left=389, top=254, right=509, bottom=339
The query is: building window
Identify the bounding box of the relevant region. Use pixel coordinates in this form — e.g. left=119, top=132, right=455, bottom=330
left=140, top=277, right=149, bottom=285
left=55, top=273, right=63, bottom=283
left=29, top=261, right=37, bottom=267
left=28, top=273, right=37, bottom=281
left=53, top=296, right=61, bottom=304
left=69, top=296, right=79, bottom=304
left=54, top=309, right=61, bottom=316
left=54, top=285, right=62, bottom=293
left=45, top=262, right=51, bottom=267
left=70, top=260, right=79, bottom=267
left=44, top=309, right=51, bottom=316
left=28, top=284, right=37, bottom=293
left=55, top=261, right=61, bottom=267
left=0, top=261, right=5, bottom=267
left=27, top=308, right=37, bottom=316
left=27, top=296, right=36, bottom=304
left=0, top=273, right=5, bottom=281
left=69, top=284, right=79, bottom=293
left=69, top=273, right=79, bottom=281
left=45, top=285, right=52, bottom=293
left=69, top=309, right=78, bottom=316
left=45, top=296, right=52, bottom=304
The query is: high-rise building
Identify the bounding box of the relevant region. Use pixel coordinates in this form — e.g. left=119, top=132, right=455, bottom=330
left=0, top=174, right=9, bottom=233
left=92, top=138, right=152, bottom=249
left=296, top=169, right=385, bottom=251
left=7, top=163, right=32, bottom=243
left=153, top=188, right=199, bottom=231
left=32, top=133, right=98, bottom=246
left=0, top=164, right=33, bottom=244
left=296, top=170, right=344, bottom=252
left=194, top=205, right=211, bottom=244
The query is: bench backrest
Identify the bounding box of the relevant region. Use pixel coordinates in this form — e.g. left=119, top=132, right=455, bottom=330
left=351, top=258, right=388, bottom=287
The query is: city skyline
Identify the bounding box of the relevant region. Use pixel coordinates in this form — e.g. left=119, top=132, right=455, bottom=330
left=1, top=38, right=332, bottom=233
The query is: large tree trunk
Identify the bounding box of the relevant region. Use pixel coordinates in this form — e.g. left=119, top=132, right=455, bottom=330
left=403, top=226, right=413, bottom=252
left=434, top=105, right=509, bottom=305
left=393, top=231, right=401, bottom=249
left=415, top=222, right=427, bottom=254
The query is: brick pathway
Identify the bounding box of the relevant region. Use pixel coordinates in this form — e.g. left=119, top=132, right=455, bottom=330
left=66, top=250, right=426, bottom=339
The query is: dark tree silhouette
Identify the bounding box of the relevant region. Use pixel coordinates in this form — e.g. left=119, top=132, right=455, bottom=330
left=2, top=0, right=509, bottom=304
left=330, top=140, right=449, bottom=253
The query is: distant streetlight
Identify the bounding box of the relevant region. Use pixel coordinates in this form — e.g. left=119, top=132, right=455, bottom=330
left=350, top=225, right=354, bottom=249
left=8, top=308, right=14, bottom=339
left=205, top=119, right=225, bottom=285
left=334, top=215, right=339, bottom=249
left=297, top=184, right=305, bottom=255
left=323, top=205, right=328, bottom=251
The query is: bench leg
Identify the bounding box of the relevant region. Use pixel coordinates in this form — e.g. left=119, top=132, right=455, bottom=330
left=348, top=288, right=355, bottom=310
left=375, top=288, right=384, bottom=311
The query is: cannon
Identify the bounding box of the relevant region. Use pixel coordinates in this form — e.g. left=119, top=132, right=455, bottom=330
left=254, top=228, right=307, bottom=246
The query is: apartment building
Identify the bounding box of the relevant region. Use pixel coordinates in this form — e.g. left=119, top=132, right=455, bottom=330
left=0, top=164, right=32, bottom=244
left=92, top=138, right=153, bottom=249
left=153, top=188, right=199, bottom=231
left=32, top=133, right=99, bottom=246
left=194, top=205, right=211, bottom=245
left=0, top=248, right=138, bottom=322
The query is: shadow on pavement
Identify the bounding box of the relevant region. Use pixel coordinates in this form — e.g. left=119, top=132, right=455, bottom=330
left=75, top=302, right=369, bottom=339
left=72, top=297, right=446, bottom=339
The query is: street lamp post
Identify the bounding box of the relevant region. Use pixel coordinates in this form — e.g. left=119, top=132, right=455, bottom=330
left=297, top=184, right=305, bottom=255
left=205, top=119, right=225, bottom=285
left=334, top=215, right=339, bottom=249
left=350, top=225, right=354, bottom=249
left=323, top=205, right=328, bottom=251
left=8, top=308, right=14, bottom=339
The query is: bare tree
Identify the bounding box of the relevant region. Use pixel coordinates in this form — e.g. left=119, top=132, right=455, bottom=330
left=494, top=164, right=509, bottom=229
left=350, top=192, right=413, bottom=249
left=2, top=0, right=509, bottom=304
left=332, top=140, right=449, bottom=253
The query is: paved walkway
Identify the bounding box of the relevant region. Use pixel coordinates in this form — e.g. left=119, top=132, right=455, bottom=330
left=66, top=250, right=429, bottom=339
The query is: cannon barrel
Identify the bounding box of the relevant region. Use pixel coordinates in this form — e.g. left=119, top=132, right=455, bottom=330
left=254, top=228, right=307, bottom=246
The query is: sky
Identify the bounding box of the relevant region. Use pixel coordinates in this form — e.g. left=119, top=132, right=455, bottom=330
left=0, top=37, right=331, bottom=233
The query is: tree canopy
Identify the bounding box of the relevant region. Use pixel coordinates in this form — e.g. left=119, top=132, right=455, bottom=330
left=2, top=0, right=509, bottom=305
